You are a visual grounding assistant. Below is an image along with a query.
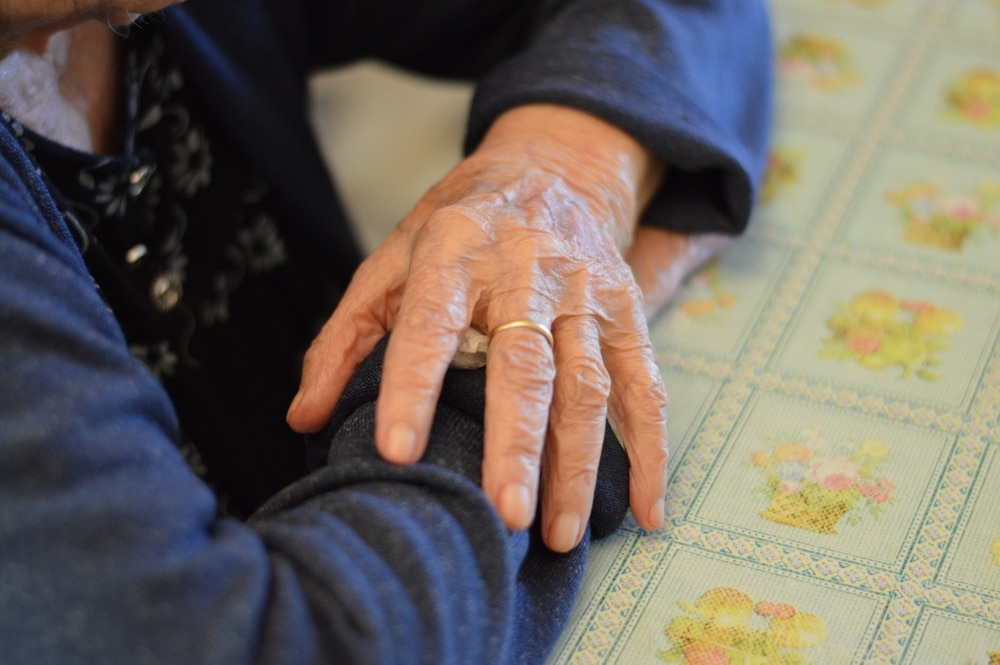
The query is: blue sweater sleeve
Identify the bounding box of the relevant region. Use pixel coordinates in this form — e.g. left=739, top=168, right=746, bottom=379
left=0, top=126, right=586, bottom=663
left=461, top=0, right=774, bottom=236
left=280, top=0, right=773, bottom=235
left=174, top=0, right=772, bottom=238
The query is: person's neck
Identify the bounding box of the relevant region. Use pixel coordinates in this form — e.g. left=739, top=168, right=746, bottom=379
left=0, top=21, right=122, bottom=154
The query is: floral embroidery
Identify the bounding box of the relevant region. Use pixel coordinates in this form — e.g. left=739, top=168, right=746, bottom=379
left=760, top=148, right=801, bottom=204
left=779, top=34, right=859, bottom=91
left=752, top=427, right=894, bottom=534
left=659, top=587, right=828, bottom=664
left=198, top=198, right=289, bottom=326
left=170, top=124, right=213, bottom=197
left=236, top=213, right=289, bottom=274
left=77, top=159, right=131, bottom=218
left=944, top=68, right=1000, bottom=129
left=821, top=290, right=962, bottom=380
left=887, top=181, right=1000, bottom=250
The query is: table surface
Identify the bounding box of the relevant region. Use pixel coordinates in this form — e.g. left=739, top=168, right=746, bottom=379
left=546, top=1, right=1000, bottom=663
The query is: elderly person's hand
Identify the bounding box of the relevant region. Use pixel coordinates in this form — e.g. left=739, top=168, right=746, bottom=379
left=287, top=104, right=669, bottom=552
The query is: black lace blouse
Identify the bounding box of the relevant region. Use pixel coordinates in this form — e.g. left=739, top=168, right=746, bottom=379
left=2, top=26, right=342, bottom=517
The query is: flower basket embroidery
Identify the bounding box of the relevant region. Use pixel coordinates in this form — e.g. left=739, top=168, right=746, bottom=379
left=887, top=181, right=1000, bottom=251
left=945, top=68, right=1000, bottom=129
left=752, top=431, right=894, bottom=535
left=659, top=586, right=828, bottom=664
left=821, top=290, right=962, bottom=380
left=779, top=34, right=859, bottom=91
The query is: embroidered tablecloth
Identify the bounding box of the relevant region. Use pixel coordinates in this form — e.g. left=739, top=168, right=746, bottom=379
left=546, top=1, right=1000, bottom=663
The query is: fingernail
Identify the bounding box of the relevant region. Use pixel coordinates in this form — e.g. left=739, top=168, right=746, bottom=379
left=549, top=513, right=582, bottom=553
left=385, top=424, right=417, bottom=463
left=647, top=499, right=665, bottom=530
left=499, top=484, right=533, bottom=530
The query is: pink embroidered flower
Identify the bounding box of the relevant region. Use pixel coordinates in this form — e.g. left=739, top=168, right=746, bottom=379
left=858, top=482, right=879, bottom=497
left=806, top=457, right=861, bottom=491
left=682, top=644, right=729, bottom=665
left=901, top=300, right=935, bottom=314
left=778, top=480, right=801, bottom=495
left=845, top=333, right=882, bottom=355
left=754, top=600, right=776, bottom=617
left=774, top=603, right=797, bottom=620
left=960, top=100, right=991, bottom=119
left=859, top=477, right=894, bottom=504
left=938, top=194, right=981, bottom=221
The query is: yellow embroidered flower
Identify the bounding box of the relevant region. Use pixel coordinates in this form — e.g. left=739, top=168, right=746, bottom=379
left=693, top=587, right=755, bottom=627
left=849, top=290, right=900, bottom=323
left=913, top=307, right=963, bottom=336
left=773, top=443, right=811, bottom=463
left=768, top=612, right=828, bottom=649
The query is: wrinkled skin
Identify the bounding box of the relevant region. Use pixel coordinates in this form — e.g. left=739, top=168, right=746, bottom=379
left=288, top=104, right=729, bottom=552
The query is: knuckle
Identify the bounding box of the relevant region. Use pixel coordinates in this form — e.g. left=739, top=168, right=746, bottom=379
left=401, top=298, right=468, bottom=337
left=493, top=429, right=545, bottom=473
left=492, top=337, right=557, bottom=389
left=421, top=209, right=479, bottom=241
left=548, top=426, right=603, bottom=467
left=391, top=362, right=441, bottom=396
left=559, top=352, right=612, bottom=409
left=608, top=352, right=668, bottom=409
left=548, top=460, right=599, bottom=496
left=634, top=376, right=669, bottom=411
left=421, top=202, right=498, bottom=244
left=604, top=260, right=638, bottom=289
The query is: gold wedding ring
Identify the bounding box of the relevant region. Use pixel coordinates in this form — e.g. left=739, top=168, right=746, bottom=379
left=489, top=320, right=555, bottom=348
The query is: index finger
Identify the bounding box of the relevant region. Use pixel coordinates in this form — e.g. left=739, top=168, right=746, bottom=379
left=374, top=246, right=474, bottom=466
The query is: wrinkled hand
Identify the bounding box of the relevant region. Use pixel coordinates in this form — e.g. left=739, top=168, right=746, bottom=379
left=288, top=105, right=667, bottom=552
